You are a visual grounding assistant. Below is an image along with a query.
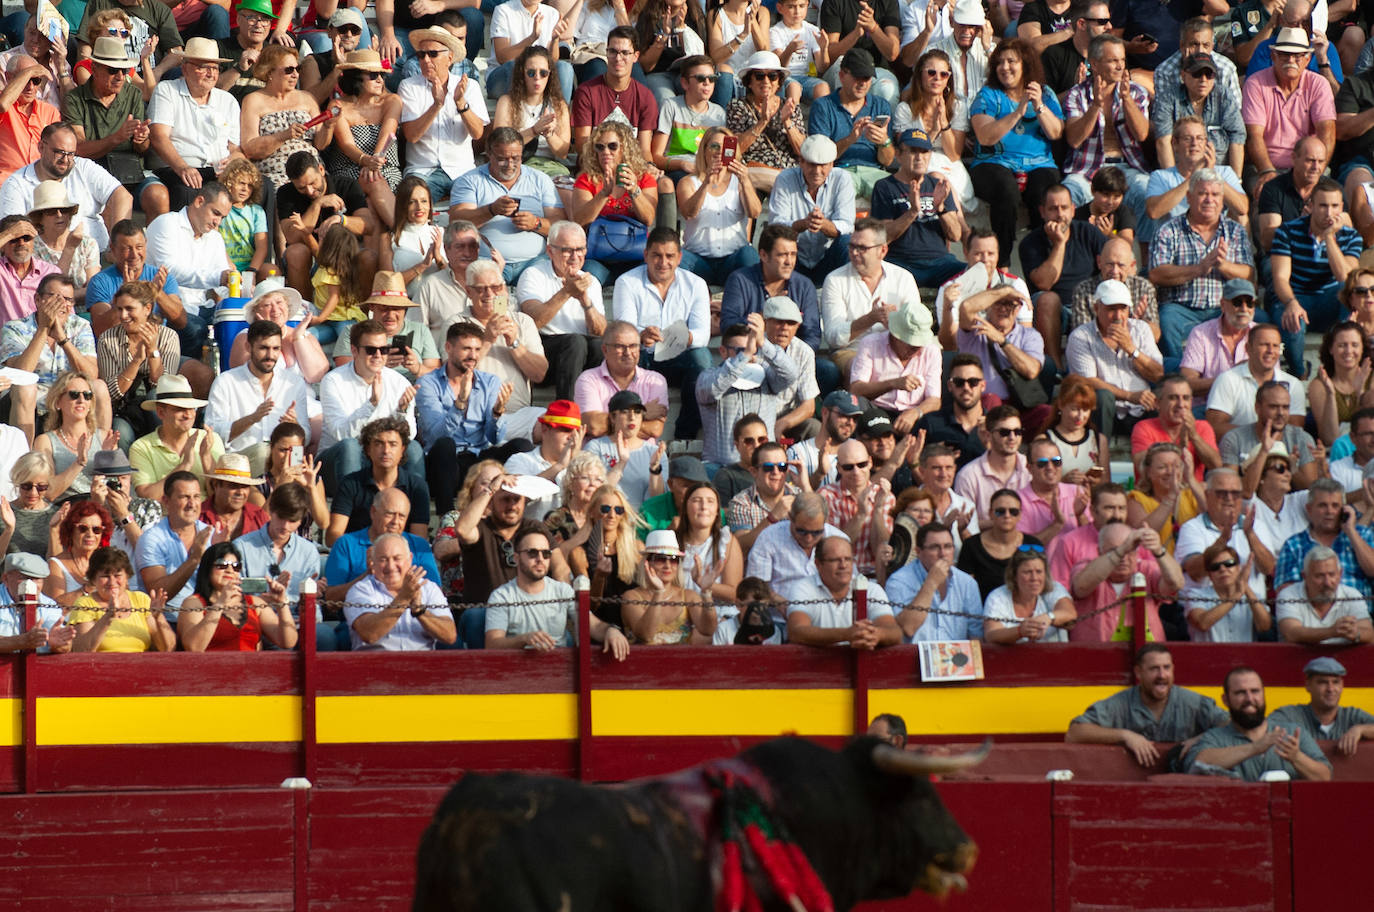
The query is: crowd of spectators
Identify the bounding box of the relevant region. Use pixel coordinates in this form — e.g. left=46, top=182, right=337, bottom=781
left=3, top=0, right=1374, bottom=658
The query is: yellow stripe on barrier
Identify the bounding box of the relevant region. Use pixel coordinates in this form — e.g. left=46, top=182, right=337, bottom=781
left=36, top=696, right=302, bottom=745
left=317, top=693, right=579, bottom=743
left=591, top=689, right=854, bottom=737
left=2, top=698, right=17, bottom=748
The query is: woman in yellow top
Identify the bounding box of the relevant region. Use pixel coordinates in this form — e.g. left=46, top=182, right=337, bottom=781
left=68, top=546, right=175, bottom=653
left=620, top=530, right=717, bottom=645
left=1126, top=442, right=1204, bottom=554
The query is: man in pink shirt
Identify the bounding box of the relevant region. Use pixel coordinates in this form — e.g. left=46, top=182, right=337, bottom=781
left=573, top=320, right=669, bottom=439
left=1178, top=278, right=1259, bottom=406
left=952, top=404, right=1030, bottom=522
left=1018, top=437, right=1089, bottom=538
left=1242, top=28, right=1336, bottom=192
left=1069, top=522, right=1183, bottom=643
left=1129, top=374, right=1223, bottom=486
left=847, top=301, right=942, bottom=436
left=1048, top=482, right=1129, bottom=593
left=0, top=215, right=57, bottom=324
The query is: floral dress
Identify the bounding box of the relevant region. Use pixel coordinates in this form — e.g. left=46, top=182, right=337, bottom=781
left=725, top=97, right=805, bottom=170
left=34, top=234, right=100, bottom=290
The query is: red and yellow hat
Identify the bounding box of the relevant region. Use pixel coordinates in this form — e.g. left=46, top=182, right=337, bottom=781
left=540, top=400, right=582, bottom=429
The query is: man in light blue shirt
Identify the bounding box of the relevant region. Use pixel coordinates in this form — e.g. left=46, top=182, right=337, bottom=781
left=134, top=470, right=214, bottom=610
left=324, top=487, right=442, bottom=608
left=449, top=127, right=567, bottom=283
left=765, top=135, right=856, bottom=287
left=234, top=481, right=337, bottom=649
left=885, top=522, right=984, bottom=641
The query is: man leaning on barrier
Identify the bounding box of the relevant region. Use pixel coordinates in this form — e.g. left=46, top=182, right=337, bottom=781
left=344, top=533, right=456, bottom=651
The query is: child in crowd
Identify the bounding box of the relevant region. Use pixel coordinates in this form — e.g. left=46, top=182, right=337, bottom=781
left=218, top=157, right=270, bottom=277
left=309, top=225, right=367, bottom=346
left=770, top=0, right=830, bottom=103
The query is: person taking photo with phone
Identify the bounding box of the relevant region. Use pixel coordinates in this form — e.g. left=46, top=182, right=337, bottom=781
left=676, top=127, right=762, bottom=286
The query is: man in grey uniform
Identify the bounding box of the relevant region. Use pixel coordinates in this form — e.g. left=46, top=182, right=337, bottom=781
left=1270, top=656, right=1374, bottom=757
left=1185, top=666, right=1332, bottom=781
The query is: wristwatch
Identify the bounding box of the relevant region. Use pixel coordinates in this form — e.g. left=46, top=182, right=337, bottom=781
left=410, top=604, right=427, bottom=617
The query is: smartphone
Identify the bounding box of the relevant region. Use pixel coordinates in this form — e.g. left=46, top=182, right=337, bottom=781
left=1086, top=466, right=1106, bottom=483
left=491, top=293, right=509, bottom=316
left=873, top=114, right=890, bottom=130
left=1136, top=32, right=1155, bottom=45
left=389, top=332, right=414, bottom=356
left=290, top=445, right=304, bottom=467
left=721, top=135, right=738, bottom=164
left=240, top=578, right=270, bottom=595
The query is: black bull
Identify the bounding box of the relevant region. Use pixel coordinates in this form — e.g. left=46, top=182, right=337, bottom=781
left=413, top=736, right=989, bottom=912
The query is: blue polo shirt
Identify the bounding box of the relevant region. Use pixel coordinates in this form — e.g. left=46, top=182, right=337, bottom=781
left=324, top=527, right=441, bottom=591
left=86, top=263, right=180, bottom=309
left=450, top=164, right=562, bottom=264
left=718, top=264, right=821, bottom=350
left=807, top=93, right=893, bottom=168
left=132, top=517, right=211, bottom=608
left=235, top=525, right=323, bottom=617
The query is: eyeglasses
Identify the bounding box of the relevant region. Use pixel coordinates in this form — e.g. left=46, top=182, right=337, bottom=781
left=992, top=506, right=1021, bottom=517
left=1017, top=542, right=1045, bottom=554
left=73, top=523, right=103, bottom=534
left=849, top=242, right=884, bottom=253
left=66, top=389, right=94, bottom=401
left=551, top=244, right=587, bottom=254
left=1353, top=285, right=1374, bottom=295
left=758, top=461, right=787, bottom=473
left=360, top=344, right=388, bottom=355
left=606, top=47, right=636, bottom=57
left=213, top=560, right=241, bottom=571
left=840, top=461, right=870, bottom=471
left=280, top=65, right=299, bottom=75
left=594, top=141, right=621, bottom=152
left=600, top=504, right=625, bottom=515
left=26, top=77, right=45, bottom=89
left=19, top=482, right=48, bottom=492
left=415, top=49, right=449, bottom=59
left=525, top=68, right=550, bottom=78
left=1212, top=489, right=1244, bottom=499
left=993, top=427, right=1023, bottom=437
left=689, top=73, right=718, bottom=83
left=607, top=342, right=639, bottom=353
left=950, top=376, right=982, bottom=388
left=48, top=147, right=75, bottom=159
left=1207, top=558, right=1240, bottom=571
left=1033, top=457, right=1063, bottom=468
left=521, top=548, right=553, bottom=560
left=924, top=68, right=951, bottom=79
left=647, top=554, right=681, bottom=563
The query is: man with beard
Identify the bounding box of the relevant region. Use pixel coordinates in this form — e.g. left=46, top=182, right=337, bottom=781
left=1178, top=279, right=1258, bottom=406
left=1069, top=521, right=1182, bottom=642
left=1130, top=374, right=1221, bottom=483
left=1219, top=380, right=1319, bottom=492
left=1186, top=666, right=1332, bottom=780
left=278, top=151, right=378, bottom=296
left=1271, top=657, right=1374, bottom=755
left=728, top=440, right=803, bottom=554
left=1068, top=643, right=1228, bottom=766
left=450, top=127, right=565, bottom=283
left=953, top=405, right=1030, bottom=523
left=415, top=321, right=516, bottom=515
left=1, top=122, right=130, bottom=253
left=300, top=8, right=368, bottom=105
left=345, top=533, right=457, bottom=651
left=915, top=353, right=987, bottom=468
left=205, top=319, right=316, bottom=477
left=457, top=474, right=572, bottom=620
left=324, top=487, right=441, bottom=606
left=1017, top=184, right=1105, bottom=368
left=787, top=389, right=861, bottom=490
left=443, top=258, right=546, bottom=417
left=1275, top=544, right=1374, bottom=644
left=0, top=54, right=60, bottom=186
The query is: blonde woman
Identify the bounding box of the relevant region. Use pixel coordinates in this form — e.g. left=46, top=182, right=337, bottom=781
left=33, top=371, right=116, bottom=500
left=570, top=122, right=658, bottom=278
left=240, top=45, right=323, bottom=189
left=545, top=451, right=608, bottom=557
left=1126, top=442, right=1203, bottom=554
left=568, top=483, right=644, bottom=627
left=676, top=126, right=761, bottom=285
left=5, top=452, right=61, bottom=558
left=621, top=530, right=717, bottom=644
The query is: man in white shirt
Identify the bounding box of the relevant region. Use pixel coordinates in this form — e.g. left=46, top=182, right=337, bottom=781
left=398, top=26, right=487, bottom=202
left=517, top=220, right=605, bottom=402
left=766, top=135, right=856, bottom=287
left=412, top=219, right=483, bottom=352
left=819, top=217, right=919, bottom=378
left=318, top=319, right=420, bottom=487
left=1065, top=278, right=1165, bottom=439
left=204, top=319, right=316, bottom=477
left=345, top=532, right=456, bottom=651
left=613, top=226, right=712, bottom=440
left=744, top=493, right=848, bottom=619
left=0, top=123, right=129, bottom=249
left=1204, top=323, right=1306, bottom=441
left=143, top=183, right=233, bottom=316
left=783, top=536, right=900, bottom=648
left=147, top=38, right=241, bottom=211
left=930, top=0, right=990, bottom=104
left=1331, top=408, right=1374, bottom=494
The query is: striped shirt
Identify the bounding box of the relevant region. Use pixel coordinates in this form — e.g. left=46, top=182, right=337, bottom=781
left=1269, top=218, right=1363, bottom=295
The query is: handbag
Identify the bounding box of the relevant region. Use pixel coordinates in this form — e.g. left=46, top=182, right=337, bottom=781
left=989, top=337, right=1048, bottom=410
left=586, top=215, right=649, bottom=264
left=570, top=41, right=607, bottom=65
left=103, top=151, right=147, bottom=187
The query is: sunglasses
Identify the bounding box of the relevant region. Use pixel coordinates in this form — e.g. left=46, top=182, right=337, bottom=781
left=1018, top=542, right=1046, bottom=554
left=73, top=523, right=103, bottom=534
left=66, top=389, right=94, bottom=401
left=1034, top=457, right=1063, bottom=468
left=993, top=506, right=1021, bottom=517
left=950, top=376, right=982, bottom=388
left=280, top=65, right=299, bottom=75
left=360, top=344, right=388, bottom=356
left=363, top=71, right=386, bottom=81
left=648, top=554, right=681, bottom=563
left=993, top=427, right=1023, bottom=438
left=26, top=76, right=44, bottom=88
left=19, top=482, right=48, bottom=492
left=758, top=461, right=787, bottom=473
left=794, top=527, right=825, bottom=537
left=415, top=49, right=448, bottom=59
left=1354, top=285, right=1374, bottom=295
left=752, top=71, right=781, bottom=81
left=600, top=504, right=625, bottom=515
left=689, top=73, right=718, bottom=83
left=840, top=461, right=870, bottom=471
left=924, top=68, right=951, bottom=79
left=1208, top=558, right=1240, bottom=571
left=107, top=27, right=131, bottom=36
left=525, top=68, right=550, bottom=78
left=213, top=560, right=241, bottom=571
left=594, top=141, right=620, bottom=152
left=1266, top=462, right=1292, bottom=474
left=499, top=538, right=516, bottom=567
left=337, top=25, right=362, bottom=35
left=1085, top=16, right=1112, bottom=24
left=521, top=548, right=553, bottom=560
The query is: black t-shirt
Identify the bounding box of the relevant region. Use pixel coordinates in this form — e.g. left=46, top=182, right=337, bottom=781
left=819, top=0, right=901, bottom=63
left=1017, top=0, right=1072, bottom=35
left=1257, top=172, right=1308, bottom=225
left=1334, top=71, right=1374, bottom=167
left=1041, top=40, right=1087, bottom=97
left=914, top=405, right=986, bottom=468
left=870, top=173, right=956, bottom=261
left=1017, top=219, right=1106, bottom=301
left=958, top=532, right=1044, bottom=599
left=331, top=468, right=432, bottom=535
left=1075, top=200, right=1138, bottom=237
left=276, top=173, right=369, bottom=221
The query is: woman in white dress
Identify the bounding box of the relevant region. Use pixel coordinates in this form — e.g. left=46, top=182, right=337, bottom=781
left=676, top=482, right=743, bottom=603
left=381, top=176, right=444, bottom=296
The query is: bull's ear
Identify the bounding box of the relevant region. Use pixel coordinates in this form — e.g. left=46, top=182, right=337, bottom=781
left=871, top=739, right=992, bottom=777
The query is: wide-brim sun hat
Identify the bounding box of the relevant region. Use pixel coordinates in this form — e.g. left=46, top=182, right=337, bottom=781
left=338, top=49, right=386, bottom=73
left=246, top=275, right=305, bottom=321
left=408, top=26, right=463, bottom=58
left=739, top=50, right=784, bottom=80
left=141, top=374, right=209, bottom=412
left=27, top=180, right=79, bottom=220
left=89, top=35, right=139, bottom=69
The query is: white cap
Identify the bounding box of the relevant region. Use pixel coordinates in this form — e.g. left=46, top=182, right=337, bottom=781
left=952, top=0, right=985, bottom=26
left=800, top=134, right=837, bottom=165
left=1093, top=279, right=1132, bottom=307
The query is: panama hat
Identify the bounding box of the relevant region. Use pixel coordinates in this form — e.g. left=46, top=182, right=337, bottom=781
left=181, top=36, right=232, bottom=64
left=141, top=374, right=208, bottom=411
left=89, top=35, right=138, bottom=69
left=337, top=49, right=386, bottom=73
left=27, top=181, right=79, bottom=220
left=408, top=26, right=463, bottom=57
left=363, top=270, right=418, bottom=309
left=245, top=275, right=305, bottom=322
left=203, top=453, right=265, bottom=486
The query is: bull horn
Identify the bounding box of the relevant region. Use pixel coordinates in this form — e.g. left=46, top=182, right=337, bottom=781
left=871, top=739, right=992, bottom=777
